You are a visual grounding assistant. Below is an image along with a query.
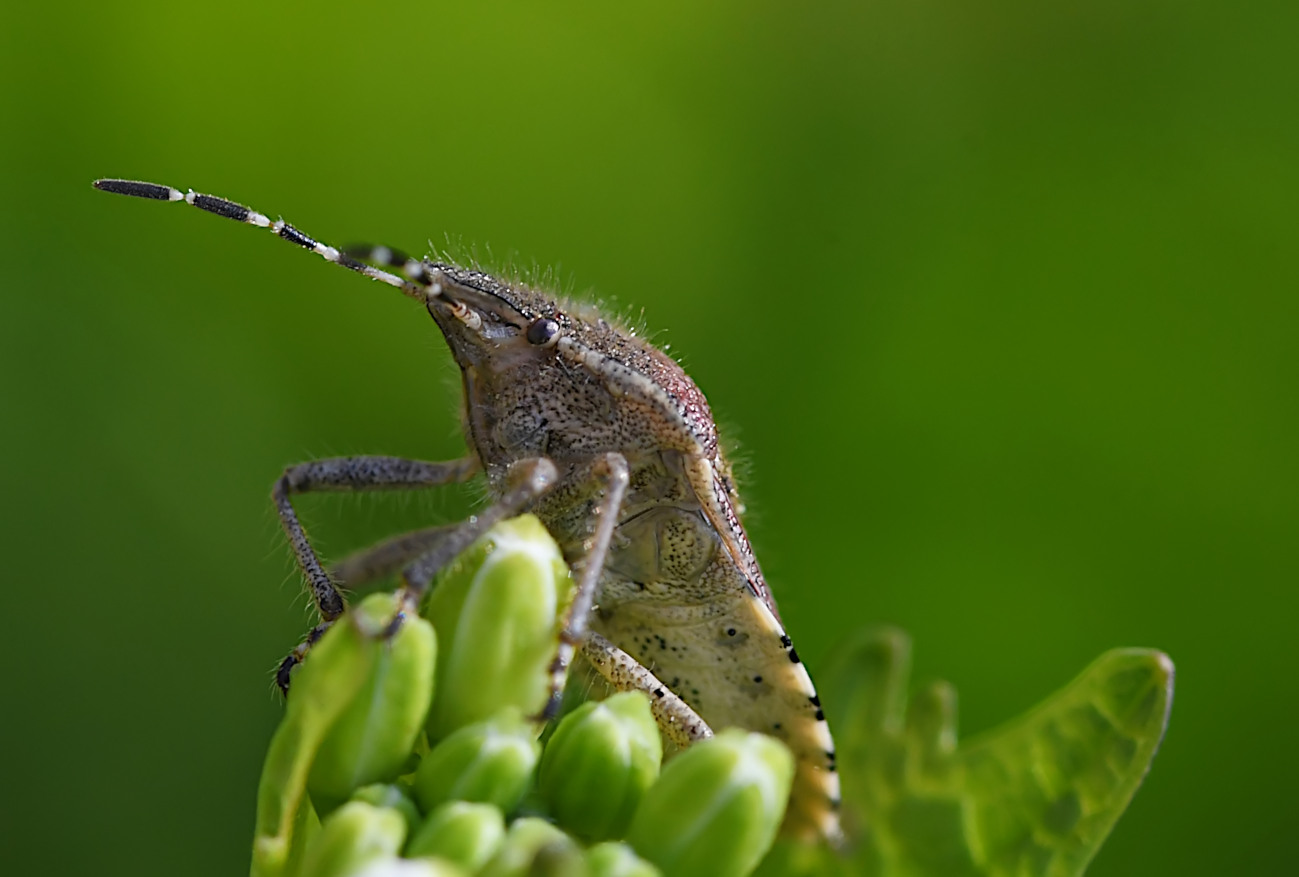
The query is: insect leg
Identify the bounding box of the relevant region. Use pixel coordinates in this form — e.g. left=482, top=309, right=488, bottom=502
left=580, top=631, right=713, bottom=749
left=540, top=452, right=630, bottom=719
left=327, top=524, right=461, bottom=588
left=274, top=456, right=481, bottom=623
left=272, top=456, right=480, bottom=694
left=396, top=456, right=559, bottom=607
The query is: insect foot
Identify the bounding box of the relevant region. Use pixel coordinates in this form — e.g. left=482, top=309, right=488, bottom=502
left=95, top=178, right=841, bottom=843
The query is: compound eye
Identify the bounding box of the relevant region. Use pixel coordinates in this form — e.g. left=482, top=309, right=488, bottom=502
left=525, top=317, right=560, bottom=347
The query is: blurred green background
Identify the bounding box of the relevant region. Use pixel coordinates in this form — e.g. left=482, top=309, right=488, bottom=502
left=1, top=1, right=1293, bottom=874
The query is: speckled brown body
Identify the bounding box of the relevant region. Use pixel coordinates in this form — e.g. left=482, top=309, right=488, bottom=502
left=425, top=264, right=840, bottom=840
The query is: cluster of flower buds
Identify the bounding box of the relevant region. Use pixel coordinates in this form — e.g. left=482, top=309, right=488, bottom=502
left=251, top=515, right=795, bottom=877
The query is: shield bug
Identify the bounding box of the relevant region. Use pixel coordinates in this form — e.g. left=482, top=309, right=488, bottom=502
left=93, top=178, right=841, bottom=840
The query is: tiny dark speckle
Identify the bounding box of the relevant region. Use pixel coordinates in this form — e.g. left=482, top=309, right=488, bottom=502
left=753, top=675, right=763, bottom=684
left=780, top=634, right=792, bottom=648
left=726, top=628, right=736, bottom=636
left=788, top=648, right=801, bottom=664
left=814, top=709, right=825, bottom=721
left=653, top=688, right=664, bottom=698
left=808, top=694, right=820, bottom=707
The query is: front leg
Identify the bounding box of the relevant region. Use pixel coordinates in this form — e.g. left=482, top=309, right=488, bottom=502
left=272, top=453, right=540, bottom=695
left=273, top=455, right=480, bottom=622
left=533, top=452, right=630, bottom=718
left=396, top=457, right=560, bottom=605
left=276, top=456, right=558, bottom=693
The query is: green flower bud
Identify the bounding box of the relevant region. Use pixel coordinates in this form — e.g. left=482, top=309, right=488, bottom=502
left=351, top=784, right=423, bottom=837
left=308, top=593, right=438, bottom=813
left=627, top=729, right=794, bottom=877
left=586, top=842, right=662, bottom=877
left=349, top=856, right=467, bottom=877
left=254, top=595, right=402, bottom=877
left=406, top=801, right=506, bottom=872
left=538, top=692, right=662, bottom=841
left=413, top=710, right=540, bottom=815
left=479, top=817, right=587, bottom=877
left=299, top=801, right=407, bottom=877
left=422, top=515, right=572, bottom=739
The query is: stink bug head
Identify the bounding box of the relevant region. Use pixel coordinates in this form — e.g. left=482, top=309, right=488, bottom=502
left=412, top=265, right=602, bottom=476
left=419, top=264, right=554, bottom=360
left=420, top=263, right=721, bottom=480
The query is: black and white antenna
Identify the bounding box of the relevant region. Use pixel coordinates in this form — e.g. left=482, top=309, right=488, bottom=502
left=93, top=179, right=442, bottom=300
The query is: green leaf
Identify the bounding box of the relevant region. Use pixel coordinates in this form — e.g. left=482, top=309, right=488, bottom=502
left=808, top=627, right=1173, bottom=877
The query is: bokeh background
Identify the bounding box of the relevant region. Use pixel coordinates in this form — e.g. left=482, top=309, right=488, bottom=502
left=2, top=2, right=1294, bottom=874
